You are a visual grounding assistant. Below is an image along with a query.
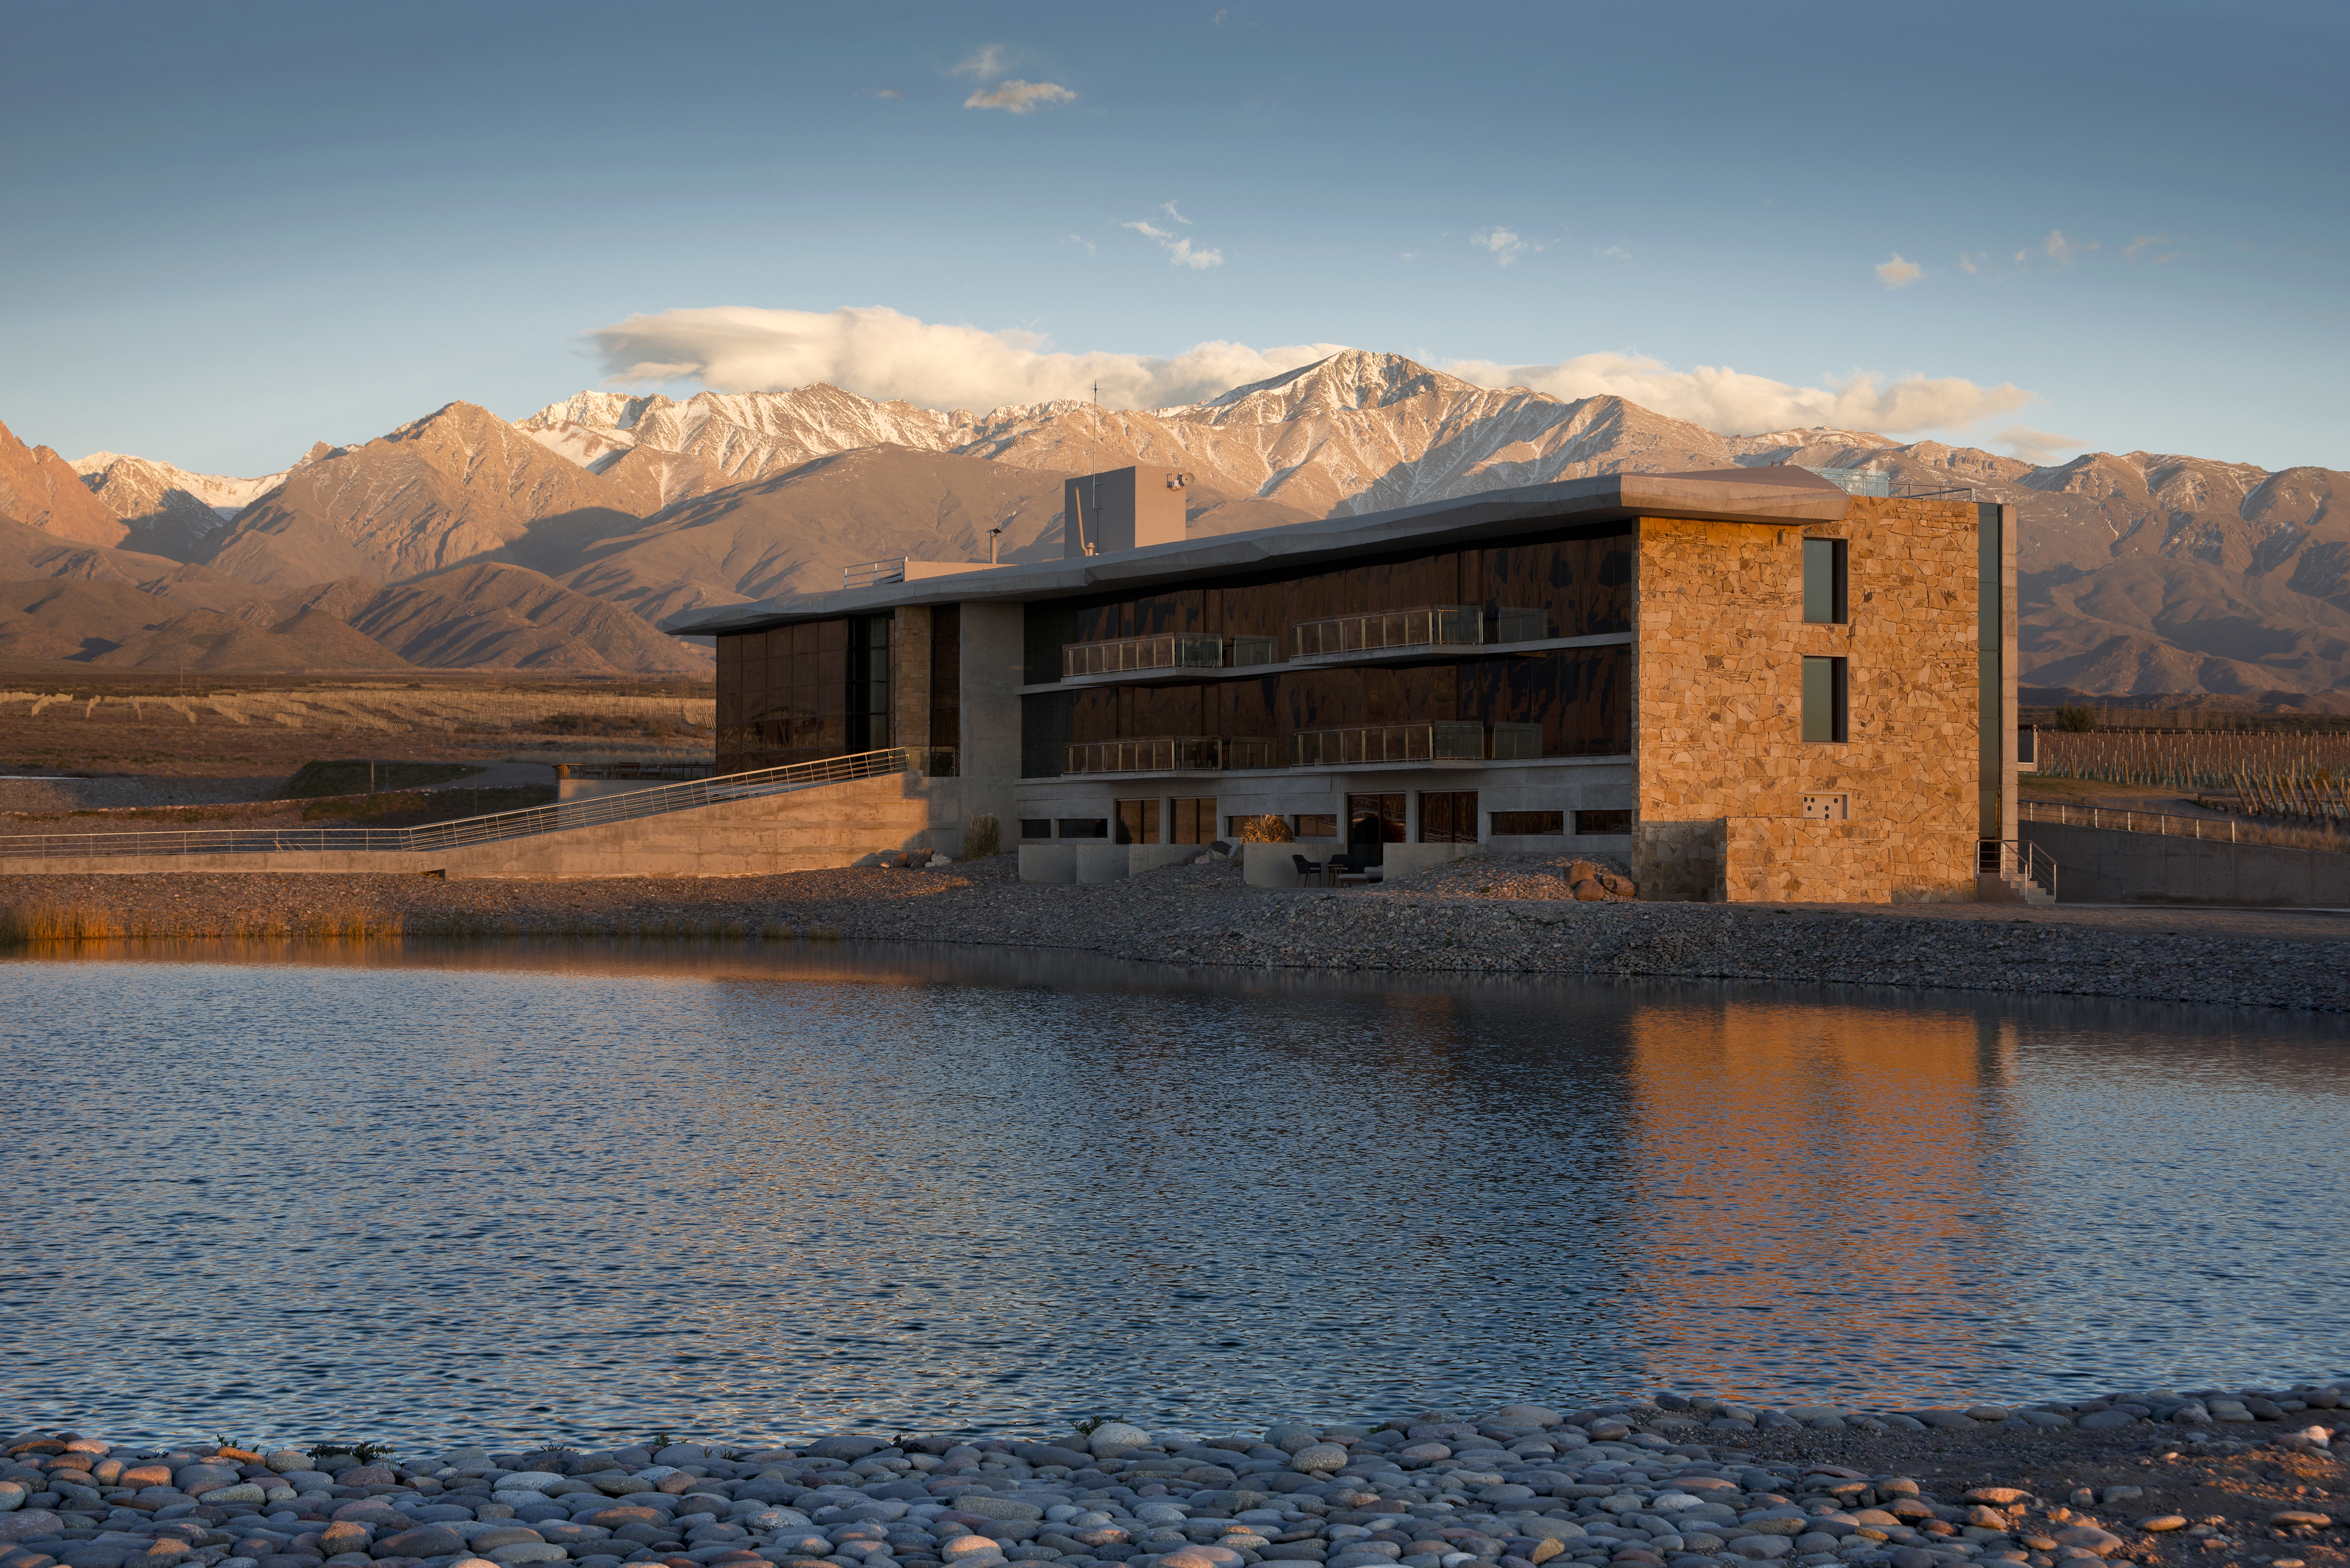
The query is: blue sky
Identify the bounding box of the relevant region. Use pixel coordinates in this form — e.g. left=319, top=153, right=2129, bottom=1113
left=1, top=0, right=2342, bottom=477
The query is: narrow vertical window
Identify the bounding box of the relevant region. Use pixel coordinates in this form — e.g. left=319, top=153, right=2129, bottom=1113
left=1803, top=537, right=1848, bottom=623
left=1802, top=656, right=1848, bottom=742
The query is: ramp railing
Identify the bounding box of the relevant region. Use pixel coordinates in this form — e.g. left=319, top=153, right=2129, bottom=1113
left=0, top=748, right=953, bottom=861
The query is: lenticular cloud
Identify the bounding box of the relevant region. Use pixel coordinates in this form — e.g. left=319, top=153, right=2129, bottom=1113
left=583, top=304, right=2031, bottom=435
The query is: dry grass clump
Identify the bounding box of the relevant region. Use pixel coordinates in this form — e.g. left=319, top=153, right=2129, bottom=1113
left=0, top=896, right=404, bottom=945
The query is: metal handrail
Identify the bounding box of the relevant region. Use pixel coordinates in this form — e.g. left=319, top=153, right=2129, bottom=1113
left=1061, top=736, right=1278, bottom=775
left=1291, top=721, right=1489, bottom=768
left=843, top=558, right=908, bottom=590
left=1291, top=605, right=1484, bottom=659
left=1977, top=837, right=2058, bottom=901
left=2018, top=798, right=2350, bottom=852
left=0, top=748, right=952, bottom=861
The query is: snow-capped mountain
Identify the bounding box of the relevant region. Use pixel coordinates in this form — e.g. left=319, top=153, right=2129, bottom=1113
left=6, top=349, right=2349, bottom=694
left=73, top=450, right=290, bottom=557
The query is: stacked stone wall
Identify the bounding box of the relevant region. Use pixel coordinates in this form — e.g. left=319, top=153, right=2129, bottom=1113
left=1630, top=497, right=1980, bottom=903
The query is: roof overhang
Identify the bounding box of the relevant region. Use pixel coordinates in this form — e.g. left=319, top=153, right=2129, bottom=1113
left=670, top=467, right=1852, bottom=637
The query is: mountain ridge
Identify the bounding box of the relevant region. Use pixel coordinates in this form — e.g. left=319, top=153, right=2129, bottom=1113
left=3, top=351, right=2345, bottom=695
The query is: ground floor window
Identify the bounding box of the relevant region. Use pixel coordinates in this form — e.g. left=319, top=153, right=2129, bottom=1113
left=1292, top=812, right=1338, bottom=839
left=1171, top=797, right=1217, bottom=844
left=1492, top=810, right=1565, bottom=835
left=1227, top=813, right=1293, bottom=842
left=1575, top=808, right=1632, bottom=835
left=1420, top=791, right=1479, bottom=844
left=1115, top=799, right=1159, bottom=844
left=1057, top=818, right=1108, bottom=839
left=1020, top=818, right=1053, bottom=840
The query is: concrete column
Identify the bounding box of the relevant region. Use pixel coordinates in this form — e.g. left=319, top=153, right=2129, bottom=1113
left=960, top=600, right=1024, bottom=846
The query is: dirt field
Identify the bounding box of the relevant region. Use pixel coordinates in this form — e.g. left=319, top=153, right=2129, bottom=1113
left=0, top=670, right=713, bottom=776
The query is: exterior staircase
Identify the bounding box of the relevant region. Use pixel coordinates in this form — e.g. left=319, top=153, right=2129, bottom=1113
left=1977, top=838, right=2058, bottom=904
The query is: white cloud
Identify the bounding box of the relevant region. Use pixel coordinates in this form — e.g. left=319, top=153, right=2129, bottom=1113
left=965, top=79, right=1075, bottom=113
left=2044, top=228, right=2098, bottom=265
left=1957, top=250, right=1990, bottom=275
left=864, top=88, right=903, bottom=100
left=953, top=43, right=1073, bottom=114
left=1995, top=425, right=2087, bottom=465
left=1065, top=233, right=1095, bottom=255
left=1597, top=245, right=1630, bottom=260
left=1471, top=226, right=1534, bottom=265
left=584, top=305, right=1344, bottom=410
left=2125, top=233, right=2180, bottom=263
left=583, top=304, right=2036, bottom=437
left=1443, top=350, right=2034, bottom=437
left=1154, top=201, right=1193, bottom=225
left=1876, top=253, right=1922, bottom=289
left=1124, top=218, right=1223, bottom=269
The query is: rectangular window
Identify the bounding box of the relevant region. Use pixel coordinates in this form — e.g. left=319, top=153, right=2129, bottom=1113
left=1575, top=808, right=1632, bottom=836
left=1804, top=537, right=1848, bottom=624
left=1346, top=793, right=1406, bottom=866
left=1292, top=813, right=1339, bottom=839
left=1019, top=818, right=1053, bottom=840
left=1170, top=797, right=1218, bottom=844
left=1420, top=790, right=1479, bottom=844
left=1226, top=813, right=1289, bottom=842
left=1802, top=655, right=1849, bottom=742
left=1492, top=810, right=1565, bottom=835
left=1115, top=798, right=1160, bottom=845
left=1056, top=818, right=1108, bottom=839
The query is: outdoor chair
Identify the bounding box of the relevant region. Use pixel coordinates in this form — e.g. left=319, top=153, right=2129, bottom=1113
left=1291, top=852, right=1323, bottom=887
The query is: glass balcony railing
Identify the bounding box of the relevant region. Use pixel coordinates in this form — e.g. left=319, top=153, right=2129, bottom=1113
left=1289, top=606, right=1550, bottom=659
left=1289, top=721, right=1545, bottom=768
left=1063, top=736, right=1281, bottom=775
left=1061, top=632, right=1282, bottom=680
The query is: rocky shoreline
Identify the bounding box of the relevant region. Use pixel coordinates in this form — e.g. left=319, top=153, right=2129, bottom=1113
left=8, top=854, right=2350, bottom=1011
left=3, top=1389, right=2343, bottom=1568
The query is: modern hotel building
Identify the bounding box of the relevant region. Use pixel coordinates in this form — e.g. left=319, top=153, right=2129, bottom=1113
left=679, top=465, right=2020, bottom=903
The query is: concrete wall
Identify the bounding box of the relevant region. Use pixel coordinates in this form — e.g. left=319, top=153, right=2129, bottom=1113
left=2023, top=822, right=2350, bottom=906
left=14, top=771, right=952, bottom=880
left=960, top=600, right=1024, bottom=849
left=1631, top=496, right=1984, bottom=903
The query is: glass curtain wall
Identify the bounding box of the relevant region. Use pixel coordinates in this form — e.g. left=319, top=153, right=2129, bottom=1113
left=1019, top=526, right=1634, bottom=776
left=715, top=613, right=893, bottom=774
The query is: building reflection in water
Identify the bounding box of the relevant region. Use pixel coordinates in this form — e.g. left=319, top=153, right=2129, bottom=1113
left=1618, top=998, right=2021, bottom=1399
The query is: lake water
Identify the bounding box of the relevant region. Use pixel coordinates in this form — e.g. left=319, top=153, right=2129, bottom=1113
left=3, top=940, right=2345, bottom=1449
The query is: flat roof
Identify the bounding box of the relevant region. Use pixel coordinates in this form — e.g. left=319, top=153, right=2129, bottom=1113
left=672, top=466, right=1853, bottom=637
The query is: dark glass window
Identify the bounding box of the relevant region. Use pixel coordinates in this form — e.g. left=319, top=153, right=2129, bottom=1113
left=1493, top=810, right=1565, bottom=835
left=1115, top=799, right=1159, bottom=844
left=1802, top=656, right=1849, bottom=742
left=1019, top=818, right=1054, bottom=839
left=717, top=616, right=870, bottom=774
left=1346, top=793, right=1406, bottom=865
left=1292, top=813, right=1339, bottom=839
left=930, top=604, right=961, bottom=755
left=1574, top=808, right=1632, bottom=835
left=1057, top=818, right=1109, bottom=839
left=1421, top=791, right=1479, bottom=844
left=1804, top=538, right=1848, bottom=624
left=1171, top=798, right=1218, bottom=844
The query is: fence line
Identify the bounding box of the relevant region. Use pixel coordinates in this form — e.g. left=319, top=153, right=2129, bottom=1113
left=2019, top=800, right=2350, bottom=854
left=0, top=748, right=946, bottom=862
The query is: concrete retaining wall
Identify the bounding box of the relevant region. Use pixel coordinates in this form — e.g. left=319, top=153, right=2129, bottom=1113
left=2023, top=822, right=2350, bottom=906
left=11, top=771, right=952, bottom=880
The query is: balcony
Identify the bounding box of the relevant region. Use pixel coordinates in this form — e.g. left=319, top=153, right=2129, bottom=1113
left=1289, top=605, right=1548, bottom=660
left=1061, top=632, right=1280, bottom=681
left=1063, top=735, right=1281, bottom=775
left=1289, top=721, right=1544, bottom=768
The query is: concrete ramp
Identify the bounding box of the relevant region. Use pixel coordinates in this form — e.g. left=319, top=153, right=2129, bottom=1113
left=0, top=749, right=961, bottom=879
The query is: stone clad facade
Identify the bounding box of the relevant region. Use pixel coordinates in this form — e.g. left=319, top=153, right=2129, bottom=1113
left=1632, top=495, right=1987, bottom=903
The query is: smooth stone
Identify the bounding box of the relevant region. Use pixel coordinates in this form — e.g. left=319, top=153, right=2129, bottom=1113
left=470, top=1532, right=546, bottom=1553
left=2048, top=1530, right=2120, bottom=1557
left=954, top=1506, right=1041, bottom=1527
left=2135, top=1519, right=2186, bottom=1534
left=2268, top=1512, right=2332, bottom=1528
left=1290, top=1453, right=1349, bottom=1479
left=4, top=1517, right=70, bottom=1545
left=2074, top=1413, right=2135, bottom=1432
left=486, top=1550, right=568, bottom=1565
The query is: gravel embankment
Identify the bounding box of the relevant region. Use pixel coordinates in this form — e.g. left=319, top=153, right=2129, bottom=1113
left=3, top=1388, right=2342, bottom=1568
left=7, top=852, right=2350, bottom=1012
